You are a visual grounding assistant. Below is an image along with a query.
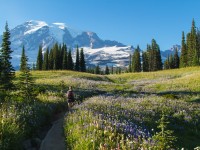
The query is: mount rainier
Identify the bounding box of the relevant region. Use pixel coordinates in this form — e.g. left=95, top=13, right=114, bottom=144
left=0, top=20, right=134, bottom=69
left=0, top=20, right=180, bottom=69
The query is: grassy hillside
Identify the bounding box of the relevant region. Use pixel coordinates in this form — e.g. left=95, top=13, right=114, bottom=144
left=1, top=68, right=200, bottom=149
left=62, top=67, right=200, bottom=149
left=108, top=67, right=200, bottom=92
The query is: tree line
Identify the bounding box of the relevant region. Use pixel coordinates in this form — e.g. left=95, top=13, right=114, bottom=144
left=129, top=19, right=200, bottom=73
left=180, top=19, right=200, bottom=67
left=87, top=65, right=123, bottom=75
left=36, top=44, right=86, bottom=72
left=129, top=39, right=163, bottom=72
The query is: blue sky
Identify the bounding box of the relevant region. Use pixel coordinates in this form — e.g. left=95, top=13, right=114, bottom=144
left=0, top=0, right=200, bottom=50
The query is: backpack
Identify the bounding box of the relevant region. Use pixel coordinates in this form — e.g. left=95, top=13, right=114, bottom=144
left=67, top=91, right=74, bottom=99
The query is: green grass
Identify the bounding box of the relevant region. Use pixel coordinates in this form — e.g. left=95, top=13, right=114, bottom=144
left=107, top=67, right=200, bottom=93
left=3, top=67, right=200, bottom=149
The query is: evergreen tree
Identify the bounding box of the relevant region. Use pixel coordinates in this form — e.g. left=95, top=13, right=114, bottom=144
left=48, top=48, right=54, bottom=70
left=62, top=47, right=68, bottom=69
left=53, top=60, right=56, bottom=70
left=169, top=54, right=174, bottom=69
left=18, top=46, right=35, bottom=101
left=174, top=48, right=180, bottom=68
left=128, top=54, right=132, bottom=72
left=119, top=67, right=122, bottom=74
left=95, top=65, right=100, bottom=74
left=197, top=30, right=200, bottom=63
left=36, top=45, right=43, bottom=70
left=156, top=45, right=163, bottom=70
left=80, top=48, right=86, bottom=72
left=75, top=45, right=80, bottom=71
left=87, top=67, right=92, bottom=74
left=164, top=56, right=170, bottom=70
left=187, top=19, right=198, bottom=66
left=115, top=67, right=119, bottom=74
left=193, top=48, right=199, bottom=66
left=142, top=51, right=149, bottom=72
left=42, top=48, right=49, bottom=70
left=132, top=45, right=141, bottom=72
left=151, top=40, right=157, bottom=71
left=20, top=46, right=26, bottom=71
left=0, top=22, right=15, bottom=90
left=105, top=65, right=109, bottom=75
left=153, top=113, right=176, bottom=149
left=147, top=44, right=153, bottom=71
left=111, top=65, right=114, bottom=74
left=67, top=49, right=74, bottom=70
left=52, top=43, right=59, bottom=70
left=180, top=31, right=188, bottom=67
left=58, top=44, right=63, bottom=69
left=151, top=39, right=162, bottom=71
left=88, top=67, right=95, bottom=74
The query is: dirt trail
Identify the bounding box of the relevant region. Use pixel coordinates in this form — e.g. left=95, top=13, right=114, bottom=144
left=40, top=113, right=66, bottom=150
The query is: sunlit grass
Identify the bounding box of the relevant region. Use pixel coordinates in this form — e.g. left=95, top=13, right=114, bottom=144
left=107, top=67, right=200, bottom=93
left=10, top=67, right=200, bottom=149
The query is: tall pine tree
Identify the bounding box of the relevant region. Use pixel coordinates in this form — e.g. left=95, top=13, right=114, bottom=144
left=128, top=54, right=132, bottom=72
left=67, top=49, right=74, bottom=70
left=20, top=46, right=26, bottom=71
left=164, top=55, right=170, bottom=70
left=58, top=44, right=63, bottom=69
left=42, top=48, right=49, bottom=70
left=156, top=45, right=162, bottom=70
left=62, top=47, right=68, bottom=69
left=48, top=48, right=54, bottom=70
left=132, top=45, right=141, bottom=72
left=147, top=44, right=153, bottom=71
left=180, top=31, right=187, bottom=67
left=75, top=46, right=80, bottom=71
left=187, top=19, right=198, bottom=66
left=105, top=65, right=109, bottom=75
left=19, top=46, right=35, bottom=101
left=36, top=45, right=43, bottom=70
left=169, top=54, right=174, bottom=69
left=52, top=43, right=59, bottom=70
left=142, top=51, right=149, bottom=72
left=197, top=30, right=200, bottom=63
left=95, top=65, right=100, bottom=74
left=0, top=22, right=15, bottom=90
left=151, top=39, right=162, bottom=71
left=79, top=48, right=86, bottom=72
left=111, top=66, right=114, bottom=74
left=174, top=48, right=180, bottom=68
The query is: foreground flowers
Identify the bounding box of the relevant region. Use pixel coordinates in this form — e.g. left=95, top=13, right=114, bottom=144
left=64, top=95, right=200, bottom=149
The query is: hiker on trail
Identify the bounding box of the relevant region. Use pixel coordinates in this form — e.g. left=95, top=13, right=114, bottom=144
left=66, top=86, right=75, bottom=108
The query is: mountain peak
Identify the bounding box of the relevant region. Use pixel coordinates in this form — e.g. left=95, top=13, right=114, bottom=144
left=24, top=20, right=48, bottom=35
left=86, top=31, right=95, bottom=36
left=0, top=20, right=127, bottom=68
left=52, top=22, right=67, bottom=30
left=25, top=20, right=48, bottom=26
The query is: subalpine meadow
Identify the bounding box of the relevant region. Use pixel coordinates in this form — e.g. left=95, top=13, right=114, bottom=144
left=1, top=67, right=200, bottom=149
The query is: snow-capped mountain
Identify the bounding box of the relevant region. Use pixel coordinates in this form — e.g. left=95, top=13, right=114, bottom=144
left=0, top=20, right=128, bottom=68
left=0, top=20, right=181, bottom=69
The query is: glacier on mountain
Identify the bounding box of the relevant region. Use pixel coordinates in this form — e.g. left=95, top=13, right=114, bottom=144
left=0, top=20, right=129, bottom=69
left=0, top=20, right=180, bottom=69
